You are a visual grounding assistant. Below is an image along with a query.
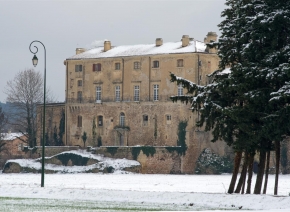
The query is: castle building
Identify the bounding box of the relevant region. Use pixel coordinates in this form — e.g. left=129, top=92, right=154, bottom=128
left=37, top=32, right=223, bottom=154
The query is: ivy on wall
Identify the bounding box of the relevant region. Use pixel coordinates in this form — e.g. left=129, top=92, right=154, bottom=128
left=132, top=146, right=156, bottom=160
left=106, top=147, right=119, bottom=156
left=176, top=120, right=188, bottom=155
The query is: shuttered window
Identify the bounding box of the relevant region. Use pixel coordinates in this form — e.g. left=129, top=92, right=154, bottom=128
left=93, top=63, right=101, bottom=72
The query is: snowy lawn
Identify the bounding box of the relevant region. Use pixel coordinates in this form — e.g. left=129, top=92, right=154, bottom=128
left=0, top=173, right=290, bottom=211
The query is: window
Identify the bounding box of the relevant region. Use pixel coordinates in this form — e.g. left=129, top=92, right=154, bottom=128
left=93, top=63, right=101, bottom=72
left=77, top=115, right=82, bottom=127
left=166, top=115, right=171, bottom=125
left=75, top=65, right=82, bottom=72
left=153, top=84, right=159, bottom=101
left=177, top=59, right=183, bottom=67
left=77, top=80, right=82, bottom=87
left=98, top=116, right=103, bottom=126
left=134, top=85, right=140, bottom=101
left=120, top=112, right=125, bottom=126
left=143, top=115, right=148, bottom=126
left=96, top=86, right=101, bottom=102
left=134, top=62, right=140, bottom=70
left=153, top=60, right=159, bottom=68
left=115, top=63, right=121, bottom=70
left=77, top=91, right=82, bottom=102
left=115, top=86, right=120, bottom=102
left=178, top=84, right=183, bottom=96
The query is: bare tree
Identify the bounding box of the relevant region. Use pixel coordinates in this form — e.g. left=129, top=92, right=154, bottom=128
left=4, top=69, right=53, bottom=147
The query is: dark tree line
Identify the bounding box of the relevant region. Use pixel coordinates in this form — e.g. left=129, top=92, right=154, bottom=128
left=170, top=0, right=290, bottom=195
left=0, top=106, right=8, bottom=153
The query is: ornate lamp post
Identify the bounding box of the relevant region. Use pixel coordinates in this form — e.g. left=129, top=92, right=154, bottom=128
left=29, top=41, right=46, bottom=187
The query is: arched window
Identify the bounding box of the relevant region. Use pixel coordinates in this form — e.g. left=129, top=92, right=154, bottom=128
left=120, top=112, right=125, bottom=126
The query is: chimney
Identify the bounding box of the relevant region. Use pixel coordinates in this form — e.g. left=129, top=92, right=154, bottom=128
left=182, top=35, right=189, bottom=47
left=204, top=32, right=218, bottom=43
left=155, top=38, right=163, bottom=46
left=76, top=48, right=86, bottom=55
left=104, top=40, right=111, bottom=52
left=204, top=32, right=218, bottom=54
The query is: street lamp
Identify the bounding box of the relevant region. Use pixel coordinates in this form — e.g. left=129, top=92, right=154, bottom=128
left=29, top=41, right=46, bottom=187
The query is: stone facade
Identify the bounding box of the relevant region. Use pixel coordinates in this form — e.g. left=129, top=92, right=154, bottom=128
left=36, top=103, right=65, bottom=146
left=36, top=32, right=233, bottom=174
left=63, top=32, right=220, bottom=147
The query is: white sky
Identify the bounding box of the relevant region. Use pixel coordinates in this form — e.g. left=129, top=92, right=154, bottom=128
left=0, top=0, right=226, bottom=102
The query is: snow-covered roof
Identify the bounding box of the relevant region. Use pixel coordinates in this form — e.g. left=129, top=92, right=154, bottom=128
left=67, top=40, right=207, bottom=60
left=1, top=133, right=23, bottom=141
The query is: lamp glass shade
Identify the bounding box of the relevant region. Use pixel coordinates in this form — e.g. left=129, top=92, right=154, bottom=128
left=32, top=55, right=38, bottom=67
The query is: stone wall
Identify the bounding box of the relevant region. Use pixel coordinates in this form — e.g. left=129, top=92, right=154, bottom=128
left=36, top=103, right=65, bottom=146
left=93, top=146, right=182, bottom=174
left=91, top=144, right=228, bottom=174
left=0, top=146, right=79, bottom=169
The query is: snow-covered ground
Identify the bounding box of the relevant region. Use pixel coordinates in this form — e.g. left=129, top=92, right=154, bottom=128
left=0, top=173, right=290, bottom=211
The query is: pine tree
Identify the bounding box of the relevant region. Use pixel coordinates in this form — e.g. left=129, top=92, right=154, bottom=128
left=82, top=131, right=87, bottom=148
left=171, top=0, right=290, bottom=195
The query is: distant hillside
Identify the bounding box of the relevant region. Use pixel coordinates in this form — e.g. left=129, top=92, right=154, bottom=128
left=0, top=102, right=24, bottom=132
left=0, top=102, right=8, bottom=111
left=0, top=102, right=19, bottom=114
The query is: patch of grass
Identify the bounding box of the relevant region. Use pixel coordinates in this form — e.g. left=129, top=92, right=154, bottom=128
left=0, top=197, right=194, bottom=211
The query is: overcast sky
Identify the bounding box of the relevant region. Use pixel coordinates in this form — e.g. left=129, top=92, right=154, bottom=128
left=0, top=0, right=226, bottom=103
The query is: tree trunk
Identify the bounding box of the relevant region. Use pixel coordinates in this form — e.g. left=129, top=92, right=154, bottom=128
left=246, top=153, right=254, bottom=194
left=241, top=171, right=247, bottom=194
left=254, top=149, right=267, bottom=194
left=241, top=154, right=249, bottom=194
left=263, top=150, right=271, bottom=194
left=228, top=151, right=242, bottom=194
left=274, top=140, right=280, bottom=195
left=235, top=153, right=248, bottom=193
